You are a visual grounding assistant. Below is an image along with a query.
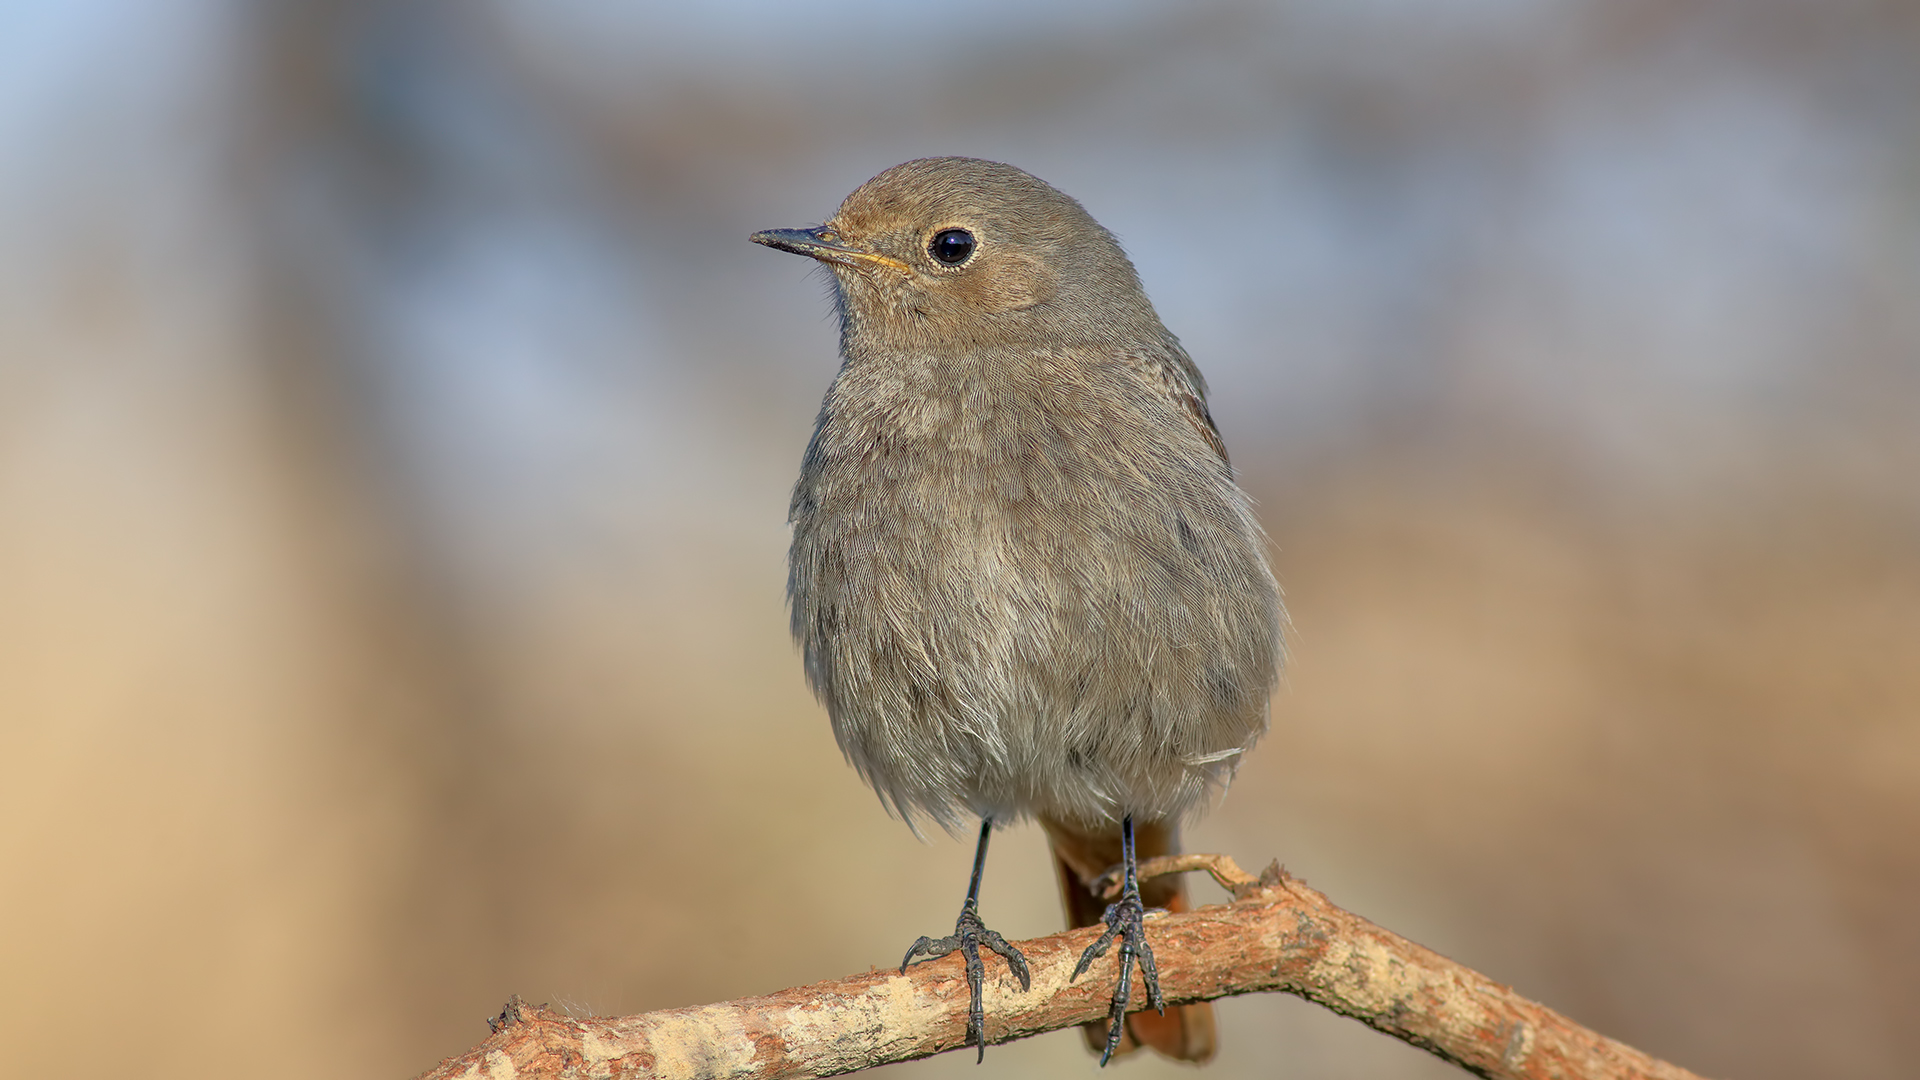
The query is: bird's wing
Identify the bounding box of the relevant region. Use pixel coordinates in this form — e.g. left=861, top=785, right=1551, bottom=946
left=1126, top=349, right=1231, bottom=468
left=1169, top=372, right=1230, bottom=467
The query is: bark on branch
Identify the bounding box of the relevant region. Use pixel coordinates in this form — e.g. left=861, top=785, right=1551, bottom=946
left=418, top=857, right=1709, bottom=1080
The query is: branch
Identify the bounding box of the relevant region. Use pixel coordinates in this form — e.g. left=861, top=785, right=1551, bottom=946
left=418, top=858, right=1710, bottom=1080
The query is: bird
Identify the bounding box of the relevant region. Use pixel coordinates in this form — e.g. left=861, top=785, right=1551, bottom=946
left=751, top=157, right=1282, bottom=1065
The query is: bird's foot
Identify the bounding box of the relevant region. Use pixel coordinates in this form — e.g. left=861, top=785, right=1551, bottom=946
left=901, top=901, right=1031, bottom=1062
left=1070, top=886, right=1165, bottom=1066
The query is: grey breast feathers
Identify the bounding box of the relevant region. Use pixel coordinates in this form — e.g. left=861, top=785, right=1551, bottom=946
left=788, top=345, right=1282, bottom=830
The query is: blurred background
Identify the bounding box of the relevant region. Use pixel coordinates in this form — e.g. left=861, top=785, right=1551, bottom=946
left=1, top=1, right=1916, bottom=1077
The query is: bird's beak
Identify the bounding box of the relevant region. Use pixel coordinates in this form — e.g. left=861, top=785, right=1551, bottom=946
left=750, top=226, right=911, bottom=275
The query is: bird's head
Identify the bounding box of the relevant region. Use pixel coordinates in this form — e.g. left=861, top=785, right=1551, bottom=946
left=752, top=157, right=1167, bottom=357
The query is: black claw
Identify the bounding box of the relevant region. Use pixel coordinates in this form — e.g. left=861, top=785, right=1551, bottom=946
left=900, top=935, right=942, bottom=974
left=1071, top=888, right=1163, bottom=1066
left=983, top=929, right=1032, bottom=992
left=901, top=902, right=1030, bottom=1062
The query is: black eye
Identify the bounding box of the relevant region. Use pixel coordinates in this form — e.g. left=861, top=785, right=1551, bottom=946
left=928, top=228, right=975, bottom=265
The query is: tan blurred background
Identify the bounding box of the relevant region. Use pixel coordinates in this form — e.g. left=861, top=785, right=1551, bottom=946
left=1, top=2, right=1916, bottom=1077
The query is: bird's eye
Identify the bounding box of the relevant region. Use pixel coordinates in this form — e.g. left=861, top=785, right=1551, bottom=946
left=928, top=228, right=975, bottom=266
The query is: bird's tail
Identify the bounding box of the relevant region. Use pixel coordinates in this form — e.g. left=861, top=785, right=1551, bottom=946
left=1039, top=816, right=1217, bottom=1064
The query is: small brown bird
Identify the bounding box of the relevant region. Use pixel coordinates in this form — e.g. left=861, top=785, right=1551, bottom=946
left=752, top=158, right=1282, bottom=1065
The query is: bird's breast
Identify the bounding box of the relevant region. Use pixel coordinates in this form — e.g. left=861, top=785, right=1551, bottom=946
left=785, top=349, right=1281, bottom=828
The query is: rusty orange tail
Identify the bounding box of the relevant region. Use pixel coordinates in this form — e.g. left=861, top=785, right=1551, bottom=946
left=1040, top=816, right=1217, bottom=1064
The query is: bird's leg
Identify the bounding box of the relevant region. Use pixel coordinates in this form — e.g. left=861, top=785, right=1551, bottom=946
left=1070, top=814, right=1165, bottom=1066
left=900, top=818, right=1032, bottom=1062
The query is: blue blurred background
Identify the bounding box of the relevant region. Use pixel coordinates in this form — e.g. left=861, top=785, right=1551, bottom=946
left=1, top=2, right=1916, bottom=1077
